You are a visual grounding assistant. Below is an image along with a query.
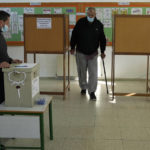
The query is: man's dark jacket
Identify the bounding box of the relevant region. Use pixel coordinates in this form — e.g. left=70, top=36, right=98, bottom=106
left=70, top=17, right=106, bottom=55
left=0, top=29, right=12, bottom=104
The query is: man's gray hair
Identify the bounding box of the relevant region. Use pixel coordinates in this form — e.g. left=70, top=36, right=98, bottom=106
left=87, top=7, right=96, bottom=12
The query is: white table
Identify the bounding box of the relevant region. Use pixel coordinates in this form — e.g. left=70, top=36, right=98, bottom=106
left=0, top=96, right=53, bottom=150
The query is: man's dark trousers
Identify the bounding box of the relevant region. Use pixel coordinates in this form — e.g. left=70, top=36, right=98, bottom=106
left=0, top=69, right=5, bottom=104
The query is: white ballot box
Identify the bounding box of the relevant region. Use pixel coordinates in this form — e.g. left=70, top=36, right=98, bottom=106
left=2, top=63, right=40, bottom=107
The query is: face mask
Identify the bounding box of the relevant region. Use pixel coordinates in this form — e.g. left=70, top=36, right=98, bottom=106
left=2, top=24, right=9, bottom=32
left=87, top=16, right=94, bottom=23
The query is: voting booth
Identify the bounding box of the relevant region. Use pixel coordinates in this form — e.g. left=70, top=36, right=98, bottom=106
left=2, top=63, right=40, bottom=107
left=24, top=14, right=70, bottom=99
left=24, top=14, right=69, bottom=54
left=112, top=15, right=150, bottom=99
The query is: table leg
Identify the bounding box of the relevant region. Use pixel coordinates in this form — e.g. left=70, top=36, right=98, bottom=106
left=40, top=114, right=44, bottom=150
left=0, top=144, right=5, bottom=150
left=49, top=102, right=53, bottom=140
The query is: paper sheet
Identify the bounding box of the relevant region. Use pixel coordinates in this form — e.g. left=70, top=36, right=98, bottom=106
left=103, top=19, right=112, bottom=28
left=103, top=8, right=112, bottom=19
left=18, top=15, right=23, bottom=31
left=131, top=8, right=142, bottom=15
left=11, top=11, right=18, bottom=23
left=43, top=8, right=51, bottom=14
left=112, top=8, right=119, bottom=15
left=37, top=18, right=52, bottom=29
left=120, top=8, right=128, bottom=14
left=96, top=8, right=103, bottom=20
left=21, top=31, right=24, bottom=41
left=11, top=23, right=18, bottom=34
left=24, top=7, right=34, bottom=14
left=32, top=77, right=39, bottom=98
left=0, top=8, right=11, bottom=14
left=66, top=8, right=74, bottom=13
left=146, top=8, right=150, bottom=15
left=69, top=14, right=76, bottom=25
left=3, top=31, right=12, bottom=39
left=54, top=8, right=62, bottom=14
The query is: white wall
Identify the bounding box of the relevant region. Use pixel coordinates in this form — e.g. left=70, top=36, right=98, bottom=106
left=7, top=46, right=148, bottom=79
left=3, top=0, right=150, bottom=79
left=102, top=47, right=147, bottom=79
left=7, top=46, right=57, bottom=77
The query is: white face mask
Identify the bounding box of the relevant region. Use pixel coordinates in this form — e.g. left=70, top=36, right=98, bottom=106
left=2, top=24, right=9, bottom=32
left=87, top=16, right=94, bottom=23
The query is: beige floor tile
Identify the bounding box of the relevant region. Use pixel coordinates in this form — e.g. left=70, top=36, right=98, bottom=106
left=95, top=116, right=120, bottom=127
left=87, top=139, right=123, bottom=150
left=94, top=127, right=121, bottom=140
left=2, top=80, right=150, bottom=150
left=45, top=138, right=65, bottom=150
left=123, top=140, right=150, bottom=150
left=118, top=117, right=143, bottom=128
left=121, top=127, right=150, bottom=140
left=70, top=116, right=95, bottom=127
left=54, top=126, right=95, bottom=139
left=62, top=139, right=87, bottom=150
left=95, top=108, right=118, bottom=117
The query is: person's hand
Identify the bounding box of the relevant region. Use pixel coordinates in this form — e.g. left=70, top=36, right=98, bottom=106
left=12, top=59, right=22, bottom=64
left=0, top=62, right=10, bottom=68
left=70, top=49, right=75, bottom=55
left=101, top=53, right=106, bottom=59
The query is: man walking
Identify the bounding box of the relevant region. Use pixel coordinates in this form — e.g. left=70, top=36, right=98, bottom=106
left=70, top=7, right=106, bottom=100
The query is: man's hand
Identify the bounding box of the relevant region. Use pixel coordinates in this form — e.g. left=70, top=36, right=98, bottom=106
left=0, top=62, right=10, bottom=68
left=101, top=53, right=106, bottom=59
left=12, top=59, right=22, bottom=64
left=70, top=49, right=75, bottom=55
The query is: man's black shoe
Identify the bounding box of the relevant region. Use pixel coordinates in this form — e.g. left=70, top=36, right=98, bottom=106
left=90, top=92, right=96, bottom=100
left=81, top=89, right=86, bottom=95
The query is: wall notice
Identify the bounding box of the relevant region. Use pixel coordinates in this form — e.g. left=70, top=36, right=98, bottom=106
left=37, top=18, right=52, bottom=29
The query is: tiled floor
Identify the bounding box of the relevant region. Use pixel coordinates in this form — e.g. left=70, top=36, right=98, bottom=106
left=1, top=79, right=150, bottom=150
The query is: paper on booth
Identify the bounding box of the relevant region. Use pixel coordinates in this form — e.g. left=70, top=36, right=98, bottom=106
left=37, top=18, right=52, bottom=29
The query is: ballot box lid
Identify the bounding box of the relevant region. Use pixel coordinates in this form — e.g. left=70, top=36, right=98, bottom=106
left=2, top=63, right=39, bottom=73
